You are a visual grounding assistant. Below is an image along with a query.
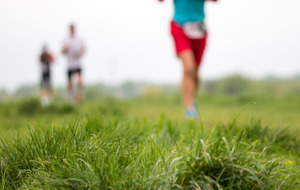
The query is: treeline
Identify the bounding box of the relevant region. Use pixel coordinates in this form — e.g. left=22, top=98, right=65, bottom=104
left=203, top=75, right=300, bottom=97
left=1, top=74, right=299, bottom=101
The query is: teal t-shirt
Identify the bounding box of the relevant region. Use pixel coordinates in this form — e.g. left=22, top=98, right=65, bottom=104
left=173, top=0, right=205, bottom=25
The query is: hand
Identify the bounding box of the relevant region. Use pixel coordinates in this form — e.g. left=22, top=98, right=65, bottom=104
left=62, top=47, right=69, bottom=54
left=49, top=55, right=55, bottom=63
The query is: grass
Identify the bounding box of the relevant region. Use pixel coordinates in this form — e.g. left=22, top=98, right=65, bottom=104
left=1, top=117, right=299, bottom=189
left=0, top=93, right=300, bottom=189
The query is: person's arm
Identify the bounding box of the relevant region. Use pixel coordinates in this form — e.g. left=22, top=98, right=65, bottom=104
left=62, top=46, right=68, bottom=55
left=81, top=46, right=85, bottom=57
left=62, top=39, right=69, bottom=55
left=40, top=54, right=43, bottom=65
left=80, top=39, right=86, bottom=57
left=49, top=54, right=55, bottom=64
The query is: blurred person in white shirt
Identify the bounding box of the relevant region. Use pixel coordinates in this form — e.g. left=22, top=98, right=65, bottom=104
left=62, top=23, right=86, bottom=103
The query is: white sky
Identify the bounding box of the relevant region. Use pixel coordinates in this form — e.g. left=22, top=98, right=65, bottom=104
left=0, top=0, right=300, bottom=91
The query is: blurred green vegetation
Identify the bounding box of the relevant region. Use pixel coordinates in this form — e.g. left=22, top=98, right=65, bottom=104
left=0, top=75, right=299, bottom=189
left=0, top=74, right=299, bottom=137
left=2, top=74, right=299, bottom=101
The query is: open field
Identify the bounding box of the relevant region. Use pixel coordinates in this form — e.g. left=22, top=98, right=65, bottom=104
left=0, top=92, right=300, bottom=189
left=1, top=76, right=300, bottom=189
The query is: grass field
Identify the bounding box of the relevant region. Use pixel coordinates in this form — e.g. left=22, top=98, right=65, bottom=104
left=0, top=91, right=300, bottom=189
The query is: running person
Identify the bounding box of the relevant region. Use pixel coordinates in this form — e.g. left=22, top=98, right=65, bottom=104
left=62, top=24, right=86, bottom=103
left=159, top=0, right=217, bottom=119
left=39, top=45, right=54, bottom=106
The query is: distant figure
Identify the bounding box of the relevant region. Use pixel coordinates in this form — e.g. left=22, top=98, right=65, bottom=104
left=159, top=0, right=217, bottom=119
left=39, top=45, right=54, bottom=106
left=62, top=23, right=85, bottom=103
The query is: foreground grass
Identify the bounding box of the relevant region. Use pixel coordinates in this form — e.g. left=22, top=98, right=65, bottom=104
left=1, top=115, right=299, bottom=189
left=0, top=94, right=300, bottom=189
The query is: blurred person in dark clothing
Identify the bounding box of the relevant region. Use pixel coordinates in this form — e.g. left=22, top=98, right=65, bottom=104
left=40, top=45, right=54, bottom=106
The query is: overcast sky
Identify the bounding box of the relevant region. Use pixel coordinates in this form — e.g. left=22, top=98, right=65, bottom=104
left=0, top=0, right=300, bottom=91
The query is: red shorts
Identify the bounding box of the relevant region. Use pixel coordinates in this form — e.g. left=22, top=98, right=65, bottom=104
left=170, top=21, right=207, bottom=65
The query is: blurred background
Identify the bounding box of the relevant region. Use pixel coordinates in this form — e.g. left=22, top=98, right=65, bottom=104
left=0, top=0, right=300, bottom=92
left=1, top=2, right=300, bottom=188
left=0, top=0, right=299, bottom=127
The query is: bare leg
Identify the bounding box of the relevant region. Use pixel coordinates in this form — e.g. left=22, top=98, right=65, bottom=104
left=179, top=50, right=198, bottom=110
left=77, top=72, right=83, bottom=89
left=67, top=78, right=73, bottom=102
left=195, top=64, right=201, bottom=96
left=40, top=88, right=50, bottom=106
left=40, top=88, right=45, bottom=104
left=76, top=72, right=83, bottom=104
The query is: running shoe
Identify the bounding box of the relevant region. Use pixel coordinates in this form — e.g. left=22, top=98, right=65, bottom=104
left=185, top=108, right=199, bottom=120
